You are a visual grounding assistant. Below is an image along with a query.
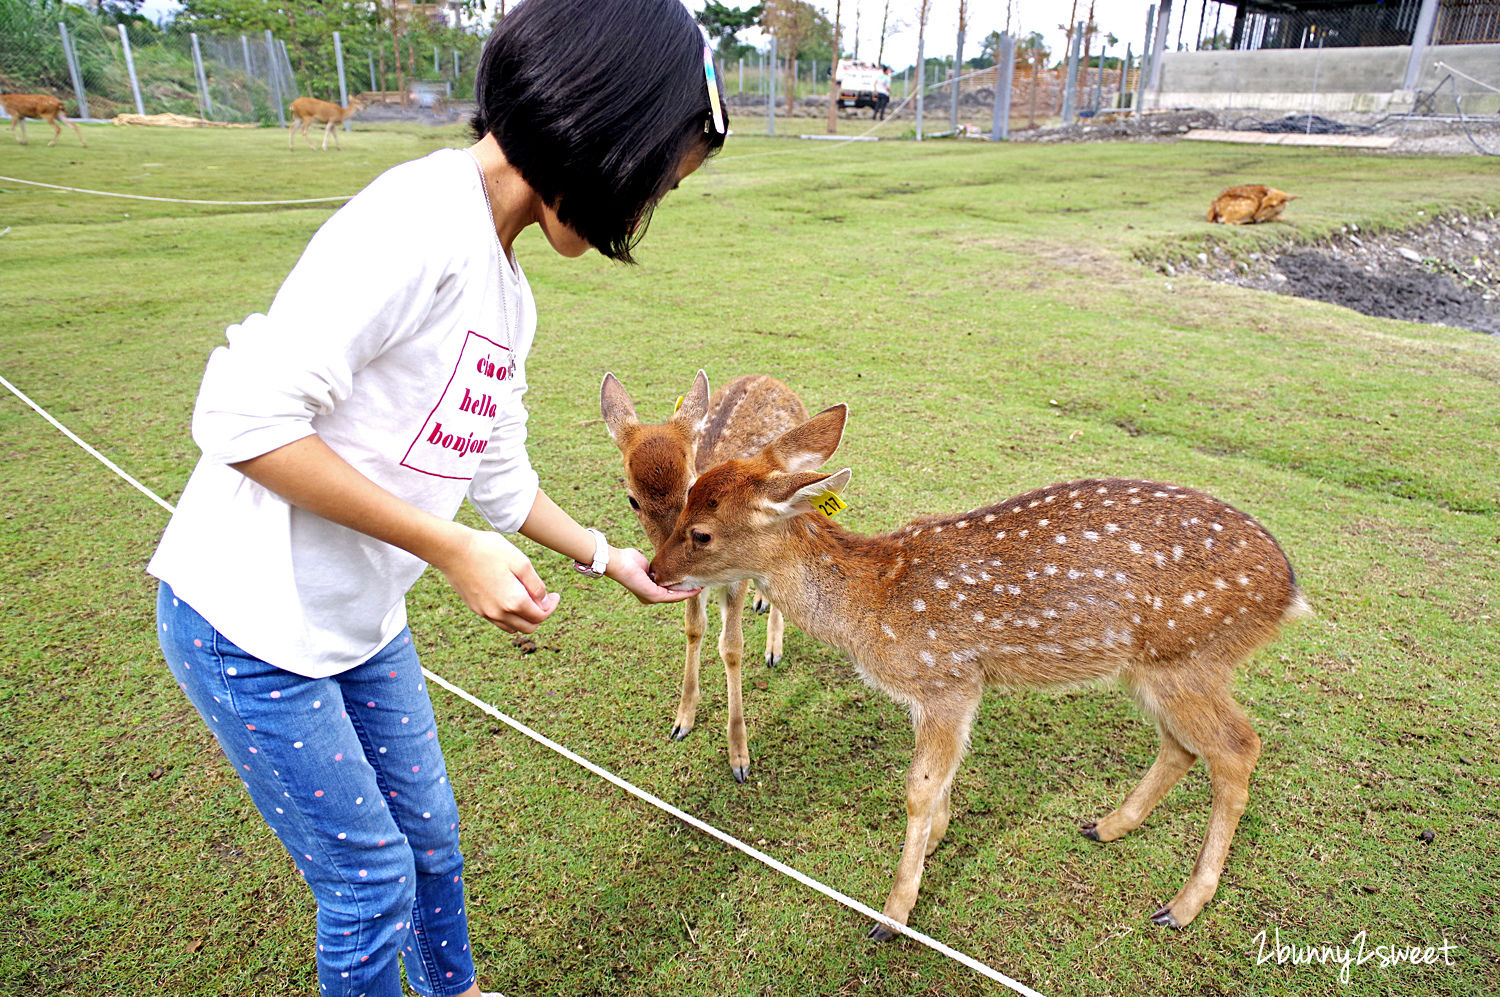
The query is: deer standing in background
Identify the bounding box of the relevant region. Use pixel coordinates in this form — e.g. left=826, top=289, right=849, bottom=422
left=288, top=95, right=367, bottom=152
left=602, top=372, right=808, bottom=783
left=648, top=404, right=1310, bottom=936
left=1, top=94, right=87, bottom=147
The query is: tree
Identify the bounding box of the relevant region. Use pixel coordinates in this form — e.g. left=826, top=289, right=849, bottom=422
left=696, top=2, right=764, bottom=59
left=759, top=0, right=828, bottom=114
left=824, top=0, right=841, bottom=133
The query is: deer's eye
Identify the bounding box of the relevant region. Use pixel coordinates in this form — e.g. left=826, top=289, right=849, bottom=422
left=691, top=529, right=712, bottom=545
left=627, top=496, right=641, bottom=511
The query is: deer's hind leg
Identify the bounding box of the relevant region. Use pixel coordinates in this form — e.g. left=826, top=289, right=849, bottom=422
left=718, top=579, right=751, bottom=783
left=671, top=591, right=707, bottom=742
left=59, top=113, right=85, bottom=147
left=1127, top=667, right=1262, bottom=929
left=1082, top=720, right=1196, bottom=843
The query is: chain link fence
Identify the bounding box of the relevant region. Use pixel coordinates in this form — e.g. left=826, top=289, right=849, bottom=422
left=0, top=0, right=482, bottom=127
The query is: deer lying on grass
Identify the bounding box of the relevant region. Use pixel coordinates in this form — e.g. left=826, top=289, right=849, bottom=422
left=287, top=95, right=367, bottom=152
left=648, top=404, right=1310, bottom=936
left=602, top=371, right=808, bottom=783
left=1, top=94, right=87, bottom=147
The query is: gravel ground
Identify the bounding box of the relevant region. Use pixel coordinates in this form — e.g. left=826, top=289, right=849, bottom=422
left=1162, top=211, right=1500, bottom=335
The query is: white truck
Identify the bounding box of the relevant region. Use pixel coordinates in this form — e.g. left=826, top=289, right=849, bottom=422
left=834, top=59, right=888, bottom=113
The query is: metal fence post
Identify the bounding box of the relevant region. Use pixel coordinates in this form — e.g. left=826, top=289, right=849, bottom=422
left=1136, top=5, right=1156, bottom=116
left=1122, top=43, right=1131, bottom=110
left=914, top=30, right=925, bottom=140
left=265, top=30, right=285, bottom=126
left=766, top=37, right=777, bottom=136
left=58, top=22, right=91, bottom=121
left=369, top=53, right=378, bottom=91
left=950, top=21, right=964, bottom=133
left=991, top=32, right=1014, bottom=141
left=334, top=30, right=350, bottom=129
left=120, top=22, right=146, bottom=115
left=279, top=39, right=298, bottom=99
left=1093, top=43, right=1106, bottom=113
left=1403, top=0, right=1441, bottom=91
left=190, top=32, right=214, bottom=120
left=1149, top=0, right=1172, bottom=99
left=1062, top=22, right=1082, bottom=123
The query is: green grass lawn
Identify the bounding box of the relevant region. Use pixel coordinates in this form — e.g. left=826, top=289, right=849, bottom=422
left=1, top=121, right=1497, bottom=996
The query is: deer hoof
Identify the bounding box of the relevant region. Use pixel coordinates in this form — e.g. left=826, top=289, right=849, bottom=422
left=1080, top=822, right=1102, bottom=842
left=867, top=921, right=898, bottom=942
left=1149, top=906, right=1181, bottom=929
left=764, top=651, right=783, bottom=666
left=670, top=724, right=692, bottom=742
left=731, top=765, right=749, bottom=784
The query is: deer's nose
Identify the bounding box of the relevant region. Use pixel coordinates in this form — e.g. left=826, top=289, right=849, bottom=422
left=647, top=565, right=658, bottom=584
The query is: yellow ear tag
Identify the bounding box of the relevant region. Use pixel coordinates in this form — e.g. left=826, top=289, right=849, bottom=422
left=811, top=490, right=848, bottom=518
left=673, top=395, right=684, bottom=414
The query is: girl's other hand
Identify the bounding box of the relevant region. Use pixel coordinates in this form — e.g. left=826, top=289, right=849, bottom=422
left=435, top=526, right=560, bottom=633
left=606, top=546, right=699, bottom=604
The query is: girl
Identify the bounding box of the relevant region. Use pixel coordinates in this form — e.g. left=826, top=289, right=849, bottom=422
left=150, top=2, right=726, bottom=994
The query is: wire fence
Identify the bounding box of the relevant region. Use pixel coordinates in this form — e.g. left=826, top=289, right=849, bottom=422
left=0, top=3, right=481, bottom=127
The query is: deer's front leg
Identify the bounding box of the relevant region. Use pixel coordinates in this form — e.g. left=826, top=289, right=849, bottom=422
left=671, top=591, right=707, bottom=741
left=719, top=580, right=751, bottom=783
left=870, top=705, right=973, bottom=941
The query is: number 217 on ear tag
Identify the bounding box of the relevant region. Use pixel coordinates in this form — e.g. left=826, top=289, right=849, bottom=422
left=812, top=490, right=848, bottom=518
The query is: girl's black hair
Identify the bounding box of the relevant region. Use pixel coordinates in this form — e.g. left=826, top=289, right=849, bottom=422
left=472, top=0, right=728, bottom=264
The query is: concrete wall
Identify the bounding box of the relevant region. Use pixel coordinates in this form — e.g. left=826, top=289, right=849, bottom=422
left=1152, top=44, right=1500, bottom=114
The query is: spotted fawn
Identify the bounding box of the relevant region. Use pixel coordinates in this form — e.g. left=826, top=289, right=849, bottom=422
left=647, top=403, right=1310, bottom=935
left=602, top=371, right=810, bottom=783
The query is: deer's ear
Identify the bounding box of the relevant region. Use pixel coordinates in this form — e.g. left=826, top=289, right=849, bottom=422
left=600, top=372, right=639, bottom=447
left=765, top=468, right=853, bottom=519
left=763, top=403, right=847, bottom=472
left=669, top=369, right=711, bottom=440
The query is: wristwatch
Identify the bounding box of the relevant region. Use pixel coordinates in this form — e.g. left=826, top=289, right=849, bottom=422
left=573, top=528, right=610, bottom=578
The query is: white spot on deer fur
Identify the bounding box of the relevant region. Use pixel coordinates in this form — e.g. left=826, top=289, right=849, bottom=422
left=1096, top=486, right=1108, bottom=494
left=1043, top=565, right=1059, bottom=576
left=1154, top=491, right=1168, bottom=497
left=1237, top=575, right=1250, bottom=586
left=1038, top=518, right=1050, bottom=527
left=955, top=592, right=967, bottom=603
left=957, top=520, right=968, bottom=529
left=882, top=624, right=896, bottom=639
left=1114, top=572, right=1127, bottom=583
left=1084, top=531, right=1100, bottom=541
left=984, top=514, right=996, bottom=523
left=1073, top=501, right=1084, bottom=509
left=1027, top=618, right=1041, bottom=628
left=1055, top=535, right=1068, bottom=545
left=1129, top=542, right=1143, bottom=554
left=1043, top=608, right=1058, bottom=618
left=934, top=578, right=950, bottom=590
left=1007, top=585, right=1022, bottom=596
left=1172, top=545, right=1184, bottom=561
left=1212, top=522, right=1223, bottom=531
left=1106, top=523, right=1121, bottom=533
left=1094, top=568, right=1106, bottom=579
left=1068, top=569, right=1083, bottom=580
left=913, top=599, right=926, bottom=612
left=1130, top=497, right=1142, bottom=505
left=1132, top=613, right=1142, bottom=624
left=972, top=612, right=985, bottom=623
left=1128, top=487, right=1140, bottom=493
left=919, top=650, right=936, bottom=666
left=1045, top=495, right=1055, bottom=503
left=1183, top=593, right=1197, bottom=607
left=1154, top=551, right=1168, bottom=568
left=1167, top=619, right=1176, bottom=629
left=1205, top=537, right=1215, bottom=550
left=1214, top=578, right=1229, bottom=590
left=1019, top=529, right=1030, bottom=538
left=933, top=526, right=943, bottom=534
left=1069, top=490, right=1080, bottom=498
left=980, top=571, right=992, bottom=581
left=1028, top=500, right=1040, bottom=508
left=996, top=531, right=1006, bottom=540
left=926, top=628, right=937, bottom=640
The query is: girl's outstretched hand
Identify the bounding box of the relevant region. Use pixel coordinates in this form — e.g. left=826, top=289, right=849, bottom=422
left=435, top=526, right=560, bottom=633
left=606, top=546, right=699, bottom=604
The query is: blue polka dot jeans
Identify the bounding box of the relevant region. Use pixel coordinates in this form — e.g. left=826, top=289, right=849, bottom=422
left=157, top=582, right=478, bottom=997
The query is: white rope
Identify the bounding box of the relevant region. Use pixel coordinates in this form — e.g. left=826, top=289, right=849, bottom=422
left=0, top=174, right=352, bottom=205
left=0, top=371, right=1045, bottom=997
left=1434, top=61, right=1500, bottom=95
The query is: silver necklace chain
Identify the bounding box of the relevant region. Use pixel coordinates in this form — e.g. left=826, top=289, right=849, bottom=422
left=467, top=149, right=519, bottom=376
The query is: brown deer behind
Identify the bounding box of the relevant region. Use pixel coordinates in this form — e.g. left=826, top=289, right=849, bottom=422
left=288, top=95, right=367, bottom=151
left=602, top=371, right=808, bottom=783
left=1208, top=184, right=1296, bottom=224
left=649, top=404, right=1310, bottom=936
left=1, top=94, right=86, bottom=147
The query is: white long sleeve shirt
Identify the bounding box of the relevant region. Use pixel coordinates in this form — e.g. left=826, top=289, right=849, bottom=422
left=149, top=148, right=540, bottom=677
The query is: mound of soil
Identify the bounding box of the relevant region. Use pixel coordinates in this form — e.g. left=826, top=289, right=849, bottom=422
left=1166, top=212, right=1500, bottom=335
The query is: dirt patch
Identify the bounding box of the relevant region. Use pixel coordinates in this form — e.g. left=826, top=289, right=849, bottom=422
left=1161, top=211, right=1500, bottom=335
